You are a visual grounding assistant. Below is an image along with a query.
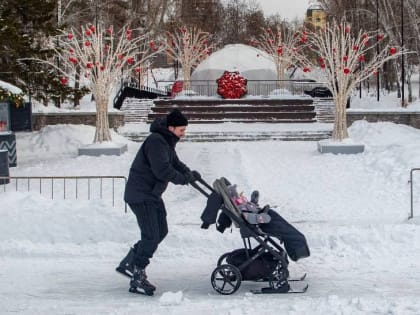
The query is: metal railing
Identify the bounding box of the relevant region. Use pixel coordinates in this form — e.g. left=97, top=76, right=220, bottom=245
left=156, top=79, right=327, bottom=97
left=0, top=176, right=127, bottom=212
left=409, top=168, right=420, bottom=219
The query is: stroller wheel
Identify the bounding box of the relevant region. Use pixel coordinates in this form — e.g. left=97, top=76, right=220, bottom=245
left=211, top=264, right=242, bottom=295
left=216, top=252, right=231, bottom=266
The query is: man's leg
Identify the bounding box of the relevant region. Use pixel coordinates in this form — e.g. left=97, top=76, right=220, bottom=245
left=129, top=200, right=166, bottom=295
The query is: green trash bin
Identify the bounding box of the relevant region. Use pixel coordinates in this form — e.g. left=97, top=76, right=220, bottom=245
left=0, top=149, right=9, bottom=185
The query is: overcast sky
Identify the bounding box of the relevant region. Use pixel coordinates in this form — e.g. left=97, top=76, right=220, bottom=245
left=257, top=0, right=311, bottom=21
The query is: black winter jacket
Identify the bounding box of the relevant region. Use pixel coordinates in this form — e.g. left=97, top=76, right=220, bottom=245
left=124, top=118, right=191, bottom=203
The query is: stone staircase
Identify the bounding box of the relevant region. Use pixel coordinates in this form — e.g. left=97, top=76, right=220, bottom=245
left=314, top=98, right=335, bottom=123
left=148, top=98, right=317, bottom=123
left=120, top=98, right=153, bottom=123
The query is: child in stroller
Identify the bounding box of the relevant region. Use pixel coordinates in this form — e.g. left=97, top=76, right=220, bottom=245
left=195, top=177, right=310, bottom=295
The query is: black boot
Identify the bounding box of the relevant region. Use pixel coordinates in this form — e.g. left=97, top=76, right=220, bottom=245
left=116, top=247, right=135, bottom=278
left=129, top=267, right=156, bottom=296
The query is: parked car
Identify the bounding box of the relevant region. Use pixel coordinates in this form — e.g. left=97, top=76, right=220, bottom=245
left=304, top=86, right=350, bottom=108
left=304, top=86, right=333, bottom=97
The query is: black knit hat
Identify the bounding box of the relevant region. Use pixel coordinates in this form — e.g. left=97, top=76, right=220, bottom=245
left=166, top=109, right=188, bottom=127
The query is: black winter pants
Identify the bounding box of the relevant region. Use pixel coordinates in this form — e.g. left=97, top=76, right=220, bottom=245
left=129, top=199, right=168, bottom=269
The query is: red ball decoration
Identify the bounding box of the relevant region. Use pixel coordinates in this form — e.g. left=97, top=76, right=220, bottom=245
left=86, top=62, right=93, bottom=69
left=60, top=77, right=68, bottom=85
left=303, top=67, right=311, bottom=73
left=68, top=56, right=78, bottom=64
left=67, top=33, right=74, bottom=40
left=352, top=45, right=359, bottom=51
left=343, top=68, right=350, bottom=74
left=127, top=57, right=134, bottom=65
left=85, top=30, right=92, bottom=36
left=358, top=55, right=366, bottom=62
left=135, top=67, right=141, bottom=73
left=216, top=71, right=247, bottom=99
left=377, top=34, right=384, bottom=40
left=390, top=47, right=397, bottom=55
left=85, top=40, right=91, bottom=47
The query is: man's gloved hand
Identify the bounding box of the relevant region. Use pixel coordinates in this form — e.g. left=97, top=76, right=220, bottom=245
left=191, top=170, right=201, bottom=180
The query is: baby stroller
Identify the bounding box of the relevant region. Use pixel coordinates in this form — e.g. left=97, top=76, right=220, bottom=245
left=191, top=177, right=309, bottom=295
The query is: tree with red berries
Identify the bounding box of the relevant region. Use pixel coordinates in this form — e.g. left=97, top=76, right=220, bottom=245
left=251, top=26, right=300, bottom=88
left=166, top=26, right=215, bottom=91
left=40, top=23, right=163, bottom=143
left=295, top=19, right=407, bottom=141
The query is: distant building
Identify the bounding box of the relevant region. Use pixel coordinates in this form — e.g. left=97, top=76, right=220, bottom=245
left=305, top=1, right=327, bottom=29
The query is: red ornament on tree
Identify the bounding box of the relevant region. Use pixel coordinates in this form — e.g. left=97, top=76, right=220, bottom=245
left=85, top=40, right=91, bottom=47
left=216, top=71, right=247, bottom=99
left=389, top=47, right=397, bottom=55
left=343, top=67, right=350, bottom=74
left=67, top=33, right=74, bottom=40
left=60, top=77, right=68, bottom=85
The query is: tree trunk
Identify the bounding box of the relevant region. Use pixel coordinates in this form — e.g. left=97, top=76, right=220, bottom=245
left=94, top=93, right=112, bottom=143
left=183, top=65, right=191, bottom=90
left=332, top=95, right=348, bottom=141
left=277, top=61, right=285, bottom=89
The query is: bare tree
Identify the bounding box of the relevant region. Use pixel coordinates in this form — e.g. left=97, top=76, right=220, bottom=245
left=295, top=19, right=407, bottom=141
left=166, top=26, right=214, bottom=90
left=251, top=25, right=300, bottom=87
left=38, top=23, right=163, bottom=143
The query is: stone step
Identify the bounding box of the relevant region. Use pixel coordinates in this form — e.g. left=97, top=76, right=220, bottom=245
left=121, top=130, right=332, bottom=142
left=148, top=111, right=316, bottom=120
left=151, top=105, right=315, bottom=113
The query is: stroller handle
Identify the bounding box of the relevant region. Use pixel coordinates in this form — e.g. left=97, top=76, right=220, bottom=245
left=189, top=177, right=215, bottom=198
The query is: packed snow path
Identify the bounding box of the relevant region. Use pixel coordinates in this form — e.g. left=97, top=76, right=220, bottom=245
left=1, top=121, right=420, bottom=314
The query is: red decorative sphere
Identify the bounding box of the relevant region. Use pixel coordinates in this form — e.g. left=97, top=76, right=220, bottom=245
left=216, top=71, right=247, bottom=99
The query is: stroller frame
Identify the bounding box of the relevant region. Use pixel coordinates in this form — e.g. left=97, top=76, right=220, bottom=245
left=192, top=177, right=308, bottom=295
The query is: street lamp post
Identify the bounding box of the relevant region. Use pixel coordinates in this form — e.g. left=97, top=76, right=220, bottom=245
left=401, top=0, right=405, bottom=106
left=376, top=0, right=380, bottom=102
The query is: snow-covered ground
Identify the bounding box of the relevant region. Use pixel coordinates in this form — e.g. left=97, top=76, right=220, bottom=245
left=1, top=119, right=420, bottom=314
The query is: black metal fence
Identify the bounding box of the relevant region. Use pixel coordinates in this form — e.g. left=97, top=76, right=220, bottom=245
left=156, top=80, right=327, bottom=97
left=0, top=175, right=127, bottom=212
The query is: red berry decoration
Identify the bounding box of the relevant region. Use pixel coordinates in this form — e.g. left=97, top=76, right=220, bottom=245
left=60, top=77, right=68, bottom=85
left=135, top=67, right=141, bottom=73
left=344, top=68, right=350, bottom=74
left=303, top=67, right=311, bottom=73
left=390, top=47, right=397, bottom=55
left=377, top=34, right=384, bottom=40
left=216, top=71, right=247, bottom=99
left=68, top=56, right=78, bottom=64
left=86, top=62, right=93, bottom=69
left=85, top=30, right=92, bottom=36
left=67, top=33, right=74, bottom=40
left=85, top=40, right=91, bottom=47
left=127, top=57, right=134, bottom=65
